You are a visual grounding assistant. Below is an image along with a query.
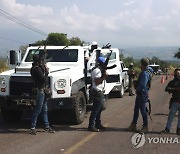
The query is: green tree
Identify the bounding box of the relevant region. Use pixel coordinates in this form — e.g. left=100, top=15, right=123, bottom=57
left=0, top=59, right=8, bottom=73
left=47, top=33, right=69, bottom=46
left=123, top=56, right=134, bottom=67
left=174, top=48, right=180, bottom=59
left=69, top=37, right=82, bottom=45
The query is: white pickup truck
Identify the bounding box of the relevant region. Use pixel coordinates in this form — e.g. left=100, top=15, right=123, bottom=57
left=87, top=48, right=129, bottom=97
left=0, top=45, right=129, bottom=124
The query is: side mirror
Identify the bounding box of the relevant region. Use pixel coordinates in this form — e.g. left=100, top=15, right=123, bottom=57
left=10, top=50, right=16, bottom=65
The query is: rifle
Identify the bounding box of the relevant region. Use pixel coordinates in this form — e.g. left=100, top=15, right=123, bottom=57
left=146, top=99, right=152, bottom=121
left=101, top=50, right=116, bottom=74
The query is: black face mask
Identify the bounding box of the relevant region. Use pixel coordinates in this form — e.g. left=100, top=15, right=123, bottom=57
left=174, top=75, right=180, bottom=80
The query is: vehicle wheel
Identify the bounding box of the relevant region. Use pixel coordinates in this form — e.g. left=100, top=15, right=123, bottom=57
left=119, top=85, right=124, bottom=98
left=1, top=108, right=22, bottom=122
left=68, top=91, right=86, bottom=125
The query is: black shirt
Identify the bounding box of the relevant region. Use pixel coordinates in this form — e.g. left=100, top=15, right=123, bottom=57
left=165, top=79, right=180, bottom=101
left=30, top=64, right=47, bottom=89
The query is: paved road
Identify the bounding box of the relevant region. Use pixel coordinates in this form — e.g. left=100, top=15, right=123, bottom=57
left=0, top=76, right=179, bottom=154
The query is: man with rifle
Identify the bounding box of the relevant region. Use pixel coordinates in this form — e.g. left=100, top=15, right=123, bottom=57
left=30, top=54, right=55, bottom=135
left=161, top=68, right=180, bottom=135
left=127, top=58, right=153, bottom=133
left=88, top=56, right=108, bottom=132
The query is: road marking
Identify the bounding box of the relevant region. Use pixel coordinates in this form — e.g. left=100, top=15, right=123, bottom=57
left=64, top=124, right=109, bottom=154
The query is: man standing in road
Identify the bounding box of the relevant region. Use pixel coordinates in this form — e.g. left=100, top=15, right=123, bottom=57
left=88, top=57, right=108, bottom=132
left=161, top=68, right=180, bottom=135
left=30, top=54, right=55, bottom=135
left=128, top=63, right=136, bottom=96
left=127, top=58, right=152, bottom=133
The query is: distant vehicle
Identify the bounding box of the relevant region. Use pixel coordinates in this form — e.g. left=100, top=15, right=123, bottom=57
left=148, top=63, right=160, bottom=75
left=157, top=68, right=163, bottom=75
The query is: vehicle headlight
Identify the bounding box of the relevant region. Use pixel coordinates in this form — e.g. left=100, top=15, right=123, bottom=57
left=55, top=79, right=66, bottom=90
left=0, top=78, right=6, bottom=88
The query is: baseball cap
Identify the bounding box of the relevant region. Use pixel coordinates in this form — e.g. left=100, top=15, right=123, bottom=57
left=98, top=57, right=106, bottom=63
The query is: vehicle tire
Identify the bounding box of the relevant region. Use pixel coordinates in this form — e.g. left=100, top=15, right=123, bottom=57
left=119, top=84, right=124, bottom=98
left=68, top=91, right=86, bottom=125
left=1, top=108, right=22, bottom=122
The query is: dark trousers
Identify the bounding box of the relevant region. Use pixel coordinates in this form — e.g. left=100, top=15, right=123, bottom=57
left=89, top=90, right=105, bottom=127
left=132, top=93, right=148, bottom=127
left=129, top=77, right=134, bottom=94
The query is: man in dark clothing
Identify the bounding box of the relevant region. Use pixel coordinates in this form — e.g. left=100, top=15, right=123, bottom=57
left=161, top=68, right=180, bottom=135
left=30, top=54, right=55, bottom=135
left=127, top=58, right=152, bottom=133
left=128, top=63, right=136, bottom=96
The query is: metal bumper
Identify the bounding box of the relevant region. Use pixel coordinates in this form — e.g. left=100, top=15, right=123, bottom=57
left=0, top=96, right=76, bottom=111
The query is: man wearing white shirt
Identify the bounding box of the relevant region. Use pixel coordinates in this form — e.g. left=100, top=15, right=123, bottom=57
left=88, top=57, right=108, bottom=132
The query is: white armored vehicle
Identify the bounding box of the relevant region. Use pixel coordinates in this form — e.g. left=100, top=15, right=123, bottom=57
left=0, top=45, right=129, bottom=124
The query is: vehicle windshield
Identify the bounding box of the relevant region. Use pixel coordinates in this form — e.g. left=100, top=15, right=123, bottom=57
left=25, top=49, right=78, bottom=62
left=100, top=52, right=116, bottom=60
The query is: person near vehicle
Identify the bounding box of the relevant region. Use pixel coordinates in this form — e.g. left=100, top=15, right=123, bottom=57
left=84, top=41, right=98, bottom=62
left=30, top=54, right=55, bottom=135
left=88, top=57, right=108, bottom=132
left=161, top=68, right=180, bottom=135
left=127, top=58, right=152, bottom=133
left=128, top=63, right=136, bottom=96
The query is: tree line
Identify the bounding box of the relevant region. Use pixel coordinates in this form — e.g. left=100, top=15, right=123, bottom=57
left=0, top=32, right=179, bottom=73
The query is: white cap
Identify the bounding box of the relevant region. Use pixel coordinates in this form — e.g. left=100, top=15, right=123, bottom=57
left=130, top=63, right=133, bottom=66
left=92, top=41, right=98, bottom=45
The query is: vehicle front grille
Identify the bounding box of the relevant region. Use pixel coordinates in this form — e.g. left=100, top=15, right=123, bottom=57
left=10, top=76, right=34, bottom=96
left=106, top=75, right=119, bottom=83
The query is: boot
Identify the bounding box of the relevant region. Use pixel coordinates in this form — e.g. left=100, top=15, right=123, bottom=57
left=176, top=128, right=180, bottom=135
left=88, top=126, right=99, bottom=132
left=161, top=128, right=170, bottom=134
left=140, top=125, right=149, bottom=133
left=96, top=123, right=106, bottom=131
left=127, top=122, right=137, bottom=132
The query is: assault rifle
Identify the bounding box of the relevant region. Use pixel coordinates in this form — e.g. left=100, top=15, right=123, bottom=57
left=101, top=50, right=116, bottom=74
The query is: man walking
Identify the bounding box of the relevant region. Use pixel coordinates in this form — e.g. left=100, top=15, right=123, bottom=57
left=30, top=54, right=55, bottom=135
left=88, top=57, right=108, bottom=132
left=161, top=68, right=180, bottom=135
left=128, top=58, right=152, bottom=133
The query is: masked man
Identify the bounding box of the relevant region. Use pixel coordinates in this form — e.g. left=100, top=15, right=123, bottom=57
left=30, top=54, right=55, bottom=135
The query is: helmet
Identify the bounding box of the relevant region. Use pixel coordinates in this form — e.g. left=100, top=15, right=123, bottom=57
left=98, top=57, right=105, bottom=63
left=141, top=58, right=149, bottom=66
left=130, top=63, right=133, bottom=66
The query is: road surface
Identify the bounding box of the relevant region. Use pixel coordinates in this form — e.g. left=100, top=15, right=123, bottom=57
left=0, top=76, right=179, bottom=154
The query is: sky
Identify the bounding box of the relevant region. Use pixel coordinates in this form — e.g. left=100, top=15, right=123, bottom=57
left=0, top=0, right=180, bottom=52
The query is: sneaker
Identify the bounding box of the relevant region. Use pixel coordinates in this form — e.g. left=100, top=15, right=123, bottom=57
left=96, top=124, right=106, bottom=131
left=161, top=128, right=170, bottom=134
left=45, top=127, right=55, bottom=133
left=140, top=126, right=149, bottom=133
left=176, top=128, right=180, bottom=135
left=127, top=123, right=137, bottom=132
left=30, top=128, right=37, bottom=135
left=88, top=126, right=100, bottom=132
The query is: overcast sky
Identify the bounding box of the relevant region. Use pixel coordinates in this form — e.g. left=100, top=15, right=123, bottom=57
left=0, top=0, right=180, bottom=51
